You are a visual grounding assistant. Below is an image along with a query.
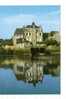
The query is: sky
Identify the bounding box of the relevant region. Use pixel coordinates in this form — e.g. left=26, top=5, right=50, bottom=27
left=0, top=6, right=60, bottom=39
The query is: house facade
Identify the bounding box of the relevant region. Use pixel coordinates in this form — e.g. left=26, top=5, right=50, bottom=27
left=13, top=22, right=43, bottom=49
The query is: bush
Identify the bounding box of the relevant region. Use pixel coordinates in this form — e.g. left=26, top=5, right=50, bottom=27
left=46, top=39, right=59, bottom=46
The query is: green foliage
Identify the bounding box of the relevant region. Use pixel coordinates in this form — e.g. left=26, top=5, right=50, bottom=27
left=14, top=48, right=31, bottom=56
left=43, top=33, right=48, bottom=41
left=0, top=48, right=14, bottom=55
left=0, top=47, right=31, bottom=56
left=46, top=39, right=59, bottom=46
left=0, top=39, right=13, bottom=46
left=50, top=31, right=57, bottom=36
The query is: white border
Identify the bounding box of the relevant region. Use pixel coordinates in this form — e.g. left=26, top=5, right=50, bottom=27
left=0, top=0, right=65, bottom=99
left=0, top=0, right=61, bottom=5
left=0, top=95, right=60, bottom=99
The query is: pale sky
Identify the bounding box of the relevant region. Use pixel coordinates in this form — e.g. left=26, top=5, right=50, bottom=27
left=0, top=6, right=60, bottom=39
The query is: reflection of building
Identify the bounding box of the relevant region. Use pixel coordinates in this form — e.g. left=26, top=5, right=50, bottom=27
left=13, top=22, right=43, bottom=48
left=25, top=62, right=43, bottom=84
left=13, top=60, right=31, bottom=75
left=0, top=57, right=60, bottom=86
left=14, top=61, right=25, bottom=75
left=13, top=60, right=44, bottom=86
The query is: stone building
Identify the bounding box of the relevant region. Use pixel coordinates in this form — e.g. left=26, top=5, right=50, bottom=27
left=48, top=31, right=60, bottom=43
left=13, top=22, right=43, bottom=48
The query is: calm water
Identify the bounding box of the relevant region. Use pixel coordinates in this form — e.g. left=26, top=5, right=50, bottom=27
left=0, top=55, right=60, bottom=94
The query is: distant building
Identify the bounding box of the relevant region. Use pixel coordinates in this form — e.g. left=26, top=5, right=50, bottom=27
left=53, top=32, right=60, bottom=43
left=48, top=31, right=60, bottom=43
left=13, top=22, right=43, bottom=48
left=4, top=45, right=15, bottom=50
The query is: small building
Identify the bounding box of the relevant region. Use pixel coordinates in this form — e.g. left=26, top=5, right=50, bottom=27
left=4, top=45, right=15, bottom=50
left=13, top=22, right=43, bottom=49
left=48, top=31, right=60, bottom=43
left=53, top=32, right=60, bottom=43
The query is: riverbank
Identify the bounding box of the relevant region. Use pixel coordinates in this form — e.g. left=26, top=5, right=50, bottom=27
left=0, top=46, right=60, bottom=57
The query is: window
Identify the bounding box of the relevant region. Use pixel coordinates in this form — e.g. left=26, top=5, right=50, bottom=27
left=40, top=33, right=42, bottom=36
left=17, top=66, right=23, bottom=72
left=16, top=38, right=22, bottom=44
left=29, top=33, right=31, bottom=36
left=26, top=33, right=28, bottom=36
left=36, top=30, right=38, bottom=33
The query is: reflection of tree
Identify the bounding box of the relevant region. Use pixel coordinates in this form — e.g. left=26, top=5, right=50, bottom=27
left=44, top=63, right=60, bottom=76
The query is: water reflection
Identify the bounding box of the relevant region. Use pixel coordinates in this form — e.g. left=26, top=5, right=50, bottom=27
left=0, top=55, right=60, bottom=86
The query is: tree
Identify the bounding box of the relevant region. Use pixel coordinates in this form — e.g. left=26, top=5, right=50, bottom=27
left=46, top=39, right=59, bottom=46
left=43, top=33, right=48, bottom=41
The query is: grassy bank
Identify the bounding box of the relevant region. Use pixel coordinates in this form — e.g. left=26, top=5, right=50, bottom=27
left=0, top=46, right=60, bottom=57
left=0, top=47, right=31, bottom=56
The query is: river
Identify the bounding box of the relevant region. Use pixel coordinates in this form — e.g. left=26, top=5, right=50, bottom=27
left=0, top=55, right=60, bottom=94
